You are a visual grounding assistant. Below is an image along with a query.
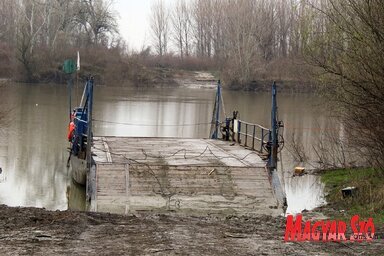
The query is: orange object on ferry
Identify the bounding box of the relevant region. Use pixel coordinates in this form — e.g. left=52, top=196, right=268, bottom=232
left=68, top=121, right=75, bottom=141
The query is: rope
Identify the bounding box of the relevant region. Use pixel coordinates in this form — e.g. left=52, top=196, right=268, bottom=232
left=279, top=150, right=286, bottom=192
left=93, top=119, right=212, bottom=127
left=209, top=90, right=218, bottom=138
left=220, top=91, right=226, bottom=118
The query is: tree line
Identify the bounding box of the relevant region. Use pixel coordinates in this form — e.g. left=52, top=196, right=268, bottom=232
left=150, top=0, right=324, bottom=86
left=0, top=0, right=119, bottom=82
left=0, top=0, right=330, bottom=86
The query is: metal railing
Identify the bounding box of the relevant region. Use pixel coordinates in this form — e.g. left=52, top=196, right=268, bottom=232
left=221, top=119, right=270, bottom=154
left=237, top=120, right=270, bottom=153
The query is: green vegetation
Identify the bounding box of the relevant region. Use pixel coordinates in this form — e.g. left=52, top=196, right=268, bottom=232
left=321, top=168, right=384, bottom=224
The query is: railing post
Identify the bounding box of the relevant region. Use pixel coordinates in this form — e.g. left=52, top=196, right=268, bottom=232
left=252, top=125, right=256, bottom=150
left=244, top=123, right=248, bottom=147
left=261, top=129, right=264, bottom=153
left=268, top=81, right=278, bottom=169
left=225, top=118, right=230, bottom=141
left=237, top=121, right=241, bottom=144
left=231, top=111, right=238, bottom=141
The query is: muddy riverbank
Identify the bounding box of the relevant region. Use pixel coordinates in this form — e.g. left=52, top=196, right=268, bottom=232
left=0, top=205, right=382, bottom=255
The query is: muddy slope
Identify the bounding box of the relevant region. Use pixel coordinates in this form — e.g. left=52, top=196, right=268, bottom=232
left=0, top=205, right=382, bottom=255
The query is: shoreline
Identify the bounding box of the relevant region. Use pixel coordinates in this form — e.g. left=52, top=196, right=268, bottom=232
left=1, top=70, right=318, bottom=93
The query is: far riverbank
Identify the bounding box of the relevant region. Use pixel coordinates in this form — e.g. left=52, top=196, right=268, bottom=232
left=1, top=68, right=318, bottom=93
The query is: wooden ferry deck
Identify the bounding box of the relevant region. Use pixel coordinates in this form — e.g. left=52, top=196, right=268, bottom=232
left=89, top=137, right=282, bottom=216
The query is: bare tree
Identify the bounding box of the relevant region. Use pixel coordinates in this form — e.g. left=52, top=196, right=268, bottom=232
left=306, top=0, right=384, bottom=167
left=192, top=0, right=214, bottom=57
left=211, top=0, right=225, bottom=60
left=171, top=0, right=192, bottom=58
left=276, top=0, right=290, bottom=58
left=0, top=0, right=18, bottom=44
left=16, top=0, right=49, bottom=81
left=40, top=0, right=77, bottom=52
left=73, top=0, right=118, bottom=45
left=181, top=0, right=191, bottom=57
left=171, top=0, right=184, bottom=57
left=150, top=0, right=169, bottom=56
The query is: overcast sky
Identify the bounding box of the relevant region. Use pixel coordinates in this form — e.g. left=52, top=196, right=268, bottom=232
left=114, top=0, right=175, bottom=51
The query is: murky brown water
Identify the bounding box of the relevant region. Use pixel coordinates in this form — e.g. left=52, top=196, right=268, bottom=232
left=0, top=83, right=333, bottom=213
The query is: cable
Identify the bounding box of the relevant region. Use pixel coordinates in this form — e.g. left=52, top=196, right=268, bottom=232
left=140, top=147, right=210, bottom=160
left=220, top=91, right=226, bottom=118
left=93, top=119, right=212, bottom=127
left=93, top=143, right=262, bottom=163
left=279, top=150, right=286, bottom=194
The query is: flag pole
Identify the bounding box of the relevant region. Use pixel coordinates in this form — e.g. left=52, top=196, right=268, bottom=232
left=76, top=51, right=80, bottom=103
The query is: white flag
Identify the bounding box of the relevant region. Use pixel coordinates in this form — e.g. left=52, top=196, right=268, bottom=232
left=77, top=51, right=80, bottom=71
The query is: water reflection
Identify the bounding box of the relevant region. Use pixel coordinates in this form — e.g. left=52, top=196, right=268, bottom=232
left=285, top=174, right=326, bottom=214
left=0, top=83, right=329, bottom=212
left=0, top=84, right=68, bottom=210
left=67, top=178, right=86, bottom=211
left=93, top=87, right=214, bottom=138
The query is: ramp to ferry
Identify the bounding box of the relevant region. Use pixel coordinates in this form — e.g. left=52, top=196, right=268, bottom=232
left=89, top=137, right=282, bottom=216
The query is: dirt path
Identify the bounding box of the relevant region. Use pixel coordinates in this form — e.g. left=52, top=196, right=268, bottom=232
left=0, top=205, right=382, bottom=255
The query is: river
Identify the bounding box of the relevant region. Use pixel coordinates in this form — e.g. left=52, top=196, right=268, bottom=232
left=0, top=83, right=330, bottom=214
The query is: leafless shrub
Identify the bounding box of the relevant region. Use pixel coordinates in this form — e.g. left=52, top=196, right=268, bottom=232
left=286, top=131, right=308, bottom=163
left=307, top=0, right=384, bottom=168
left=286, top=121, right=362, bottom=170
left=312, top=130, right=348, bottom=170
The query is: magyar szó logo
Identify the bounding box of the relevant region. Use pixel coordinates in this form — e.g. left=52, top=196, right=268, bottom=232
left=284, top=214, right=375, bottom=242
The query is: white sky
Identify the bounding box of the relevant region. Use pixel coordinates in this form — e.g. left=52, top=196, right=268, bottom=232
left=114, top=0, right=175, bottom=51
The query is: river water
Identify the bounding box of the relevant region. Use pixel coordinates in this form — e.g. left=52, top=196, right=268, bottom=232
left=0, top=83, right=330, bottom=214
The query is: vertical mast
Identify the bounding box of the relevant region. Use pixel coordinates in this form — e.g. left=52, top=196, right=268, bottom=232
left=211, top=80, right=221, bottom=139
left=269, top=81, right=278, bottom=169
left=268, top=81, right=287, bottom=211
left=86, top=77, right=94, bottom=169
left=68, top=76, right=72, bottom=122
